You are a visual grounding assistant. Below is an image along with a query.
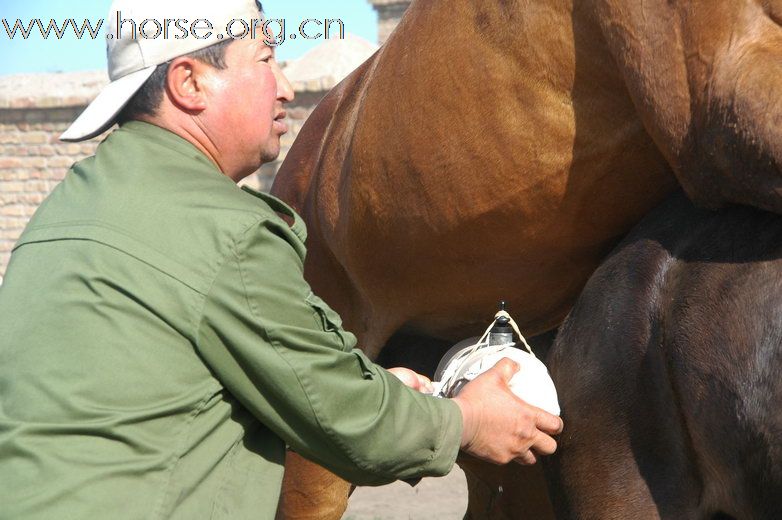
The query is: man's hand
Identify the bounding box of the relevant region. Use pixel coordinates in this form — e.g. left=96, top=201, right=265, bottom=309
left=388, top=367, right=434, bottom=394
left=452, top=358, right=563, bottom=465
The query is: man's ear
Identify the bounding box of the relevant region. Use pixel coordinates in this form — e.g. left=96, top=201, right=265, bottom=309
left=165, top=57, right=209, bottom=114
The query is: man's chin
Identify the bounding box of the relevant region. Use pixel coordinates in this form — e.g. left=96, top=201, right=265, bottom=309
left=260, top=145, right=282, bottom=165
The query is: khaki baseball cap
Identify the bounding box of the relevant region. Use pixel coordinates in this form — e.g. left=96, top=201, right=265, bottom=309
left=60, top=0, right=264, bottom=142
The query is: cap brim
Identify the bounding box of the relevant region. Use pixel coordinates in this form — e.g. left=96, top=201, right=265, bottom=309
left=60, top=66, right=157, bottom=142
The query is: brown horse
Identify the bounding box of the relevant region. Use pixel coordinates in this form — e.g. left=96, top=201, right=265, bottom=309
left=547, top=190, right=782, bottom=519
left=271, top=0, right=782, bottom=517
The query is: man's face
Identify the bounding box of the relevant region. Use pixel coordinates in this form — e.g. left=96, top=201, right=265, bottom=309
left=203, top=36, right=294, bottom=179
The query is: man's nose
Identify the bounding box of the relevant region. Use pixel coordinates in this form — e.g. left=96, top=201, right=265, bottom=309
left=274, top=64, right=295, bottom=103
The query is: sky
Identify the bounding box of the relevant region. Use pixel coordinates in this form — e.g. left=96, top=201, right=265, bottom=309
left=0, top=0, right=379, bottom=75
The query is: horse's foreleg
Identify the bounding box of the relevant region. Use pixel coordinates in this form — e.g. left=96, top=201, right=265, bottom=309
left=276, top=451, right=351, bottom=520
left=545, top=276, right=702, bottom=519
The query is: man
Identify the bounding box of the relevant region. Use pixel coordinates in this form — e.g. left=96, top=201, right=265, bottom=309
left=0, top=0, right=563, bottom=518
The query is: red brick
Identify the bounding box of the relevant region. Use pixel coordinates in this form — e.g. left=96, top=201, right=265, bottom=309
left=24, top=157, right=46, bottom=169
left=19, top=192, right=46, bottom=205
left=0, top=133, right=20, bottom=145
left=24, top=180, right=48, bottom=192
left=46, top=156, right=75, bottom=168
left=2, top=182, right=24, bottom=193
left=0, top=228, right=23, bottom=240
left=0, top=192, right=19, bottom=205
left=0, top=158, right=23, bottom=170
left=21, top=132, right=48, bottom=145
left=18, top=145, right=36, bottom=156
left=0, top=216, right=23, bottom=229
left=0, top=205, right=25, bottom=217
left=82, top=144, right=98, bottom=155
left=65, top=143, right=82, bottom=155
left=49, top=170, right=67, bottom=181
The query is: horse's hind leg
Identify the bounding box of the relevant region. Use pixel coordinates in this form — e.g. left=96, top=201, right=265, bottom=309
left=543, top=246, right=703, bottom=519
left=545, top=330, right=704, bottom=518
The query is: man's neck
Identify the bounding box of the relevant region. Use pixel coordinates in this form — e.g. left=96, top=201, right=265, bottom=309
left=135, top=114, right=242, bottom=183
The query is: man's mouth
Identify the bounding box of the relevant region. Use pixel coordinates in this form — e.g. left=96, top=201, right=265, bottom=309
left=273, top=111, right=288, bottom=134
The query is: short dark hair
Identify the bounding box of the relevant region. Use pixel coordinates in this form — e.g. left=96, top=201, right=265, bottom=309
left=116, top=39, right=234, bottom=125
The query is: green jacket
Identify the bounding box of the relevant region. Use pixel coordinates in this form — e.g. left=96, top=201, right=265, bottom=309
left=0, top=121, right=461, bottom=520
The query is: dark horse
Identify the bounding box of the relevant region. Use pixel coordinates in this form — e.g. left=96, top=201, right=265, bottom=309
left=547, top=191, right=782, bottom=519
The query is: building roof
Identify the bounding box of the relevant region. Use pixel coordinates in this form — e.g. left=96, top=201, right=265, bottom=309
left=282, top=33, right=378, bottom=89
left=0, top=71, right=108, bottom=109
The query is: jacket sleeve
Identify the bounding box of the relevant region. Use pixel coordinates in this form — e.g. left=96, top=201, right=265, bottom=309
left=195, top=218, right=462, bottom=485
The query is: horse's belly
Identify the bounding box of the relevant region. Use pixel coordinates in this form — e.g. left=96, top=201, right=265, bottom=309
left=327, top=142, right=675, bottom=353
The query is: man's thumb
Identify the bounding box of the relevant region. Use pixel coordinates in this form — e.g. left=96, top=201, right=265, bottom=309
left=492, top=357, right=520, bottom=383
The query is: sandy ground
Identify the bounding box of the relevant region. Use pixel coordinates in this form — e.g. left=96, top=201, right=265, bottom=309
left=342, top=467, right=468, bottom=520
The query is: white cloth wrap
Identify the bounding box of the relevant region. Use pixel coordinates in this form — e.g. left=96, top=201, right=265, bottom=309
left=433, top=343, right=561, bottom=416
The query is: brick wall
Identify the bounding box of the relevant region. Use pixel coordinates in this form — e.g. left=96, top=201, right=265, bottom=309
left=0, top=105, right=101, bottom=275
left=0, top=73, right=332, bottom=278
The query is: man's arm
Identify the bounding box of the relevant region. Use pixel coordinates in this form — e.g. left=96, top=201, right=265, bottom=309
left=195, top=218, right=462, bottom=485
left=197, top=217, right=563, bottom=484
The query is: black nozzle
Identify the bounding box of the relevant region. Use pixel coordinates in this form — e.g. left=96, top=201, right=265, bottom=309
left=491, top=300, right=512, bottom=334
left=491, top=318, right=513, bottom=334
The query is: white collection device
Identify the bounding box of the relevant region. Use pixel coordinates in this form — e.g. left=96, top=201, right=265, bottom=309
left=430, top=308, right=561, bottom=416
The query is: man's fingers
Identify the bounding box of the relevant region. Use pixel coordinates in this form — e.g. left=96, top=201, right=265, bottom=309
left=530, top=431, right=558, bottom=456
left=535, top=409, right=564, bottom=435
left=514, top=431, right=556, bottom=466
left=388, top=367, right=423, bottom=391
left=387, top=368, right=437, bottom=394
left=491, top=357, right=520, bottom=384
left=416, top=374, right=434, bottom=393
left=515, top=450, right=537, bottom=466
